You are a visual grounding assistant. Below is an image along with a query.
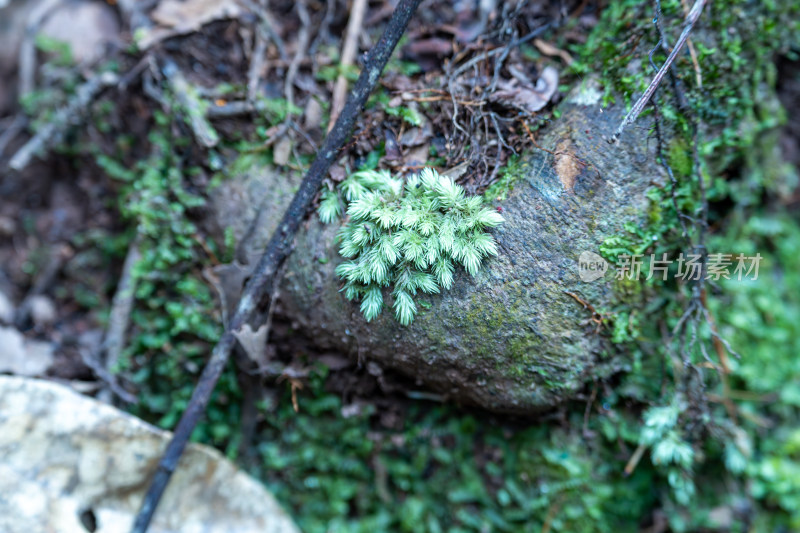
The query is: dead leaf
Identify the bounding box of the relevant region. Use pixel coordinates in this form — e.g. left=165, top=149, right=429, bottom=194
left=137, top=0, right=243, bottom=49
left=534, top=38, right=574, bottom=66
left=489, top=65, right=559, bottom=114
left=403, top=37, right=453, bottom=58
left=328, top=164, right=346, bottom=183
left=507, top=63, right=535, bottom=87
left=233, top=323, right=269, bottom=366
left=399, top=121, right=433, bottom=147
left=303, top=98, right=323, bottom=130
left=402, top=144, right=430, bottom=167
left=384, top=129, right=402, bottom=162
left=273, top=136, right=293, bottom=166
left=204, top=262, right=252, bottom=323
left=39, top=0, right=120, bottom=65
left=441, top=160, right=470, bottom=181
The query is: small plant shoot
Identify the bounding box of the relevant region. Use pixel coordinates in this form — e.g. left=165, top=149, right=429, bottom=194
left=319, top=167, right=504, bottom=325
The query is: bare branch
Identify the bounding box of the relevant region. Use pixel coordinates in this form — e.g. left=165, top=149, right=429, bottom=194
left=611, top=0, right=707, bottom=142
left=129, top=0, right=423, bottom=530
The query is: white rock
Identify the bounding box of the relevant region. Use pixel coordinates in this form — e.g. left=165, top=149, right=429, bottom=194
left=28, top=295, right=56, bottom=327
left=38, top=0, right=120, bottom=65
left=0, top=375, right=300, bottom=533
left=0, top=290, right=13, bottom=324
left=0, top=326, right=54, bottom=375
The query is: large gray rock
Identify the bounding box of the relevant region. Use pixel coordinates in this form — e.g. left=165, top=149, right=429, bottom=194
left=222, top=86, right=664, bottom=413
left=0, top=375, right=300, bottom=533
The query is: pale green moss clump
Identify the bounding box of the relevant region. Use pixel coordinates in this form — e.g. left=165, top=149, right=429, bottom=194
left=318, top=167, right=504, bottom=325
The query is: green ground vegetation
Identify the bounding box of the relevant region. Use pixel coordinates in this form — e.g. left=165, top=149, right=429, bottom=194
left=59, top=0, right=800, bottom=529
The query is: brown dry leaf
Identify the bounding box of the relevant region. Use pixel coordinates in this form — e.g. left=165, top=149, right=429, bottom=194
left=402, top=144, right=430, bottom=167
left=399, top=122, right=433, bottom=147
left=403, top=37, right=453, bottom=58
left=303, top=98, right=323, bottom=130
left=489, top=65, right=559, bottom=114
left=273, top=136, right=293, bottom=166
left=204, top=262, right=251, bottom=322
left=328, top=164, right=346, bottom=183
left=233, top=323, right=270, bottom=366
left=384, top=129, right=402, bottom=163
left=534, top=38, right=575, bottom=66
left=137, top=0, right=243, bottom=49
left=442, top=160, right=470, bottom=181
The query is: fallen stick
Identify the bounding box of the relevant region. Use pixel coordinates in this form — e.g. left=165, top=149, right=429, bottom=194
left=129, top=0, right=422, bottom=530
left=9, top=71, right=119, bottom=172
left=99, top=233, right=142, bottom=403
left=611, top=0, right=707, bottom=142
left=328, top=0, right=368, bottom=131
left=162, top=59, right=220, bottom=148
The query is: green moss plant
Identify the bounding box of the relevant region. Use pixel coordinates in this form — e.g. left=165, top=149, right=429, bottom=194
left=318, top=167, right=504, bottom=325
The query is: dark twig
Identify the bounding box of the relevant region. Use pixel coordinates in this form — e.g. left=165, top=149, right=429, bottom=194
left=129, top=1, right=422, bottom=530
left=611, top=0, right=707, bottom=142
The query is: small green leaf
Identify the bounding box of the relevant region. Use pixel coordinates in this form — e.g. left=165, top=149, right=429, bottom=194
left=318, top=190, right=343, bottom=223
left=360, top=285, right=384, bottom=322
left=393, top=290, right=417, bottom=326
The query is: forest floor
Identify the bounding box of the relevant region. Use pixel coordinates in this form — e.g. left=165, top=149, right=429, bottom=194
left=1, top=0, right=800, bottom=531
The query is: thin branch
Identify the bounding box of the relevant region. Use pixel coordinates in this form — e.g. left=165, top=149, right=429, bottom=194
left=18, top=0, right=62, bottom=98
left=162, top=59, right=220, bottom=148
left=328, top=0, right=368, bottom=131
left=611, top=0, right=707, bottom=142
left=284, top=0, right=311, bottom=112
left=101, top=234, right=142, bottom=392
left=129, top=0, right=422, bottom=530
left=247, top=27, right=269, bottom=103
left=679, top=0, right=703, bottom=87
left=9, top=72, right=119, bottom=172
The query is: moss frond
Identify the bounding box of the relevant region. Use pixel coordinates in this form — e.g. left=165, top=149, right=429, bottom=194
left=321, top=167, right=503, bottom=325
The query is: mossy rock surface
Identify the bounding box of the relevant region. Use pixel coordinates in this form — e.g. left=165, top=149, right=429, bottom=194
left=225, top=88, right=666, bottom=413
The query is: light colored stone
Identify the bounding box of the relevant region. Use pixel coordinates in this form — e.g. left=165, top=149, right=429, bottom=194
left=39, top=0, right=120, bottom=65
left=0, top=326, right=54, bottom=375
left=0, top=290, right=13, bottom=324
left=0, top=375, right=300, bottom=533
left=28, top=294, right=56, bottom=327
left=208, top=153, right=301, bottom=266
